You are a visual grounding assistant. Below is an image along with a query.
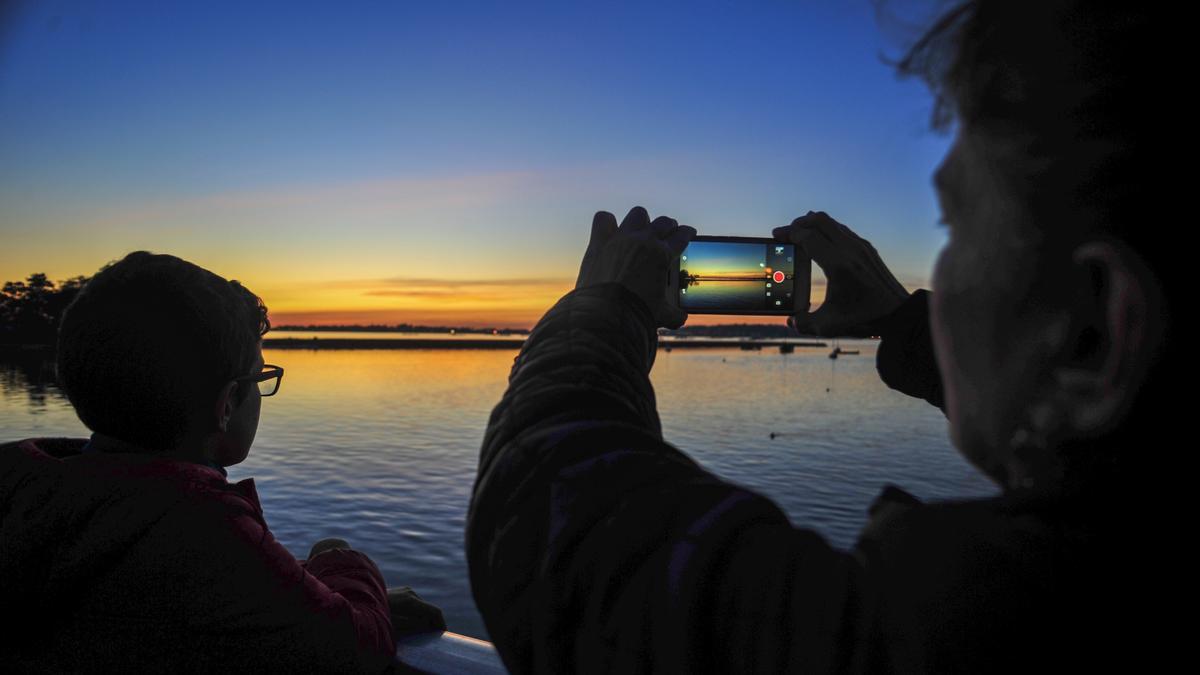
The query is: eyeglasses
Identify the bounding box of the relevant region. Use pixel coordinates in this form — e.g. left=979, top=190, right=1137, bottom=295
left=235, top=364, right=285, bottom=397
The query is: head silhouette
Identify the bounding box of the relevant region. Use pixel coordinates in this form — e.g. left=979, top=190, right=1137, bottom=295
left=57, top=252, right=270, bottom=466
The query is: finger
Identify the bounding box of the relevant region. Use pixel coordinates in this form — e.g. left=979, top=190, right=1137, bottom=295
left=650, top=215, right=678, bottom=238
left=776, top=210, right=820, bottom=241
left=779, top=211, right=845, bottom=246
left=577, top=211, right=620, bottom=287
left=620, top=206, right=651, bottom=232
left=810, top=213, right=883, bottom=264
left=590, top=210, right=618, bottom=246
left=794, top=213, right=900, bottom=290
left=664, top=224, right=696, bottom=256
left=789, top=310, right=819, bottom=337
left=790, top=227, right=846, bottom=273
left=794, top=211, right=846, bottom=242
left=795, top=302, right=841, bottom=337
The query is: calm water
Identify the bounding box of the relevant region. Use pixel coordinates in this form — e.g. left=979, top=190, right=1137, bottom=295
left=1, top=341, right=996, bottom=640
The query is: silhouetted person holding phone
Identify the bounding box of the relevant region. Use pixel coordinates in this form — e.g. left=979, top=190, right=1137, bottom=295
left=468, top=2, right=1171, bottom=671
left=0, top=252, right=443, bottom=672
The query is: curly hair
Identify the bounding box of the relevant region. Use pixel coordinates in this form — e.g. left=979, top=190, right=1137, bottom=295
left=895, top=1, right=1152, bottom=243
left=56, top=252, right=270, bottom=450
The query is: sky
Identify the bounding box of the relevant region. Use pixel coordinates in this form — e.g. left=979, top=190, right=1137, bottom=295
left=1, top=0, right=952, bottom=328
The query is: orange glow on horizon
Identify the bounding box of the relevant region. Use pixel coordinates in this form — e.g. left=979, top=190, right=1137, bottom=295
left=264, top=281, right=828, bottom=329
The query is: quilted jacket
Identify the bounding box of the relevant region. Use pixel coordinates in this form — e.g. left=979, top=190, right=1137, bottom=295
left=0, top=436, right=396, bottom=673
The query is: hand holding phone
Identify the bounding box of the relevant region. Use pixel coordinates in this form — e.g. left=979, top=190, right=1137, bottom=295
left=773, top=211, right=909, bottom=336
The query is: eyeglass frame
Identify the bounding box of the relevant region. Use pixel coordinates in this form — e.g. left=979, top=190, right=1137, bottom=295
left=234, top=364, right=285, bottom=397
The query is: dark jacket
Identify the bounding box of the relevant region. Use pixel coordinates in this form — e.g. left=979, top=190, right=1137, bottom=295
left=467, top=284, right=1146, bottom=673
left=0, top=437, right=396, bottom=673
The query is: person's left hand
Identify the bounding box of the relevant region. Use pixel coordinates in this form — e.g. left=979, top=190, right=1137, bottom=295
left=575, top=206, right=696, bottom=329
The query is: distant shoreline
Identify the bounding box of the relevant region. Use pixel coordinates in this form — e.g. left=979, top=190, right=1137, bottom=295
left=261, top=337, right=829, bottom=351
left=3, top=338, right=836, bottom=353
left=263, top=337, right=526, bottom=350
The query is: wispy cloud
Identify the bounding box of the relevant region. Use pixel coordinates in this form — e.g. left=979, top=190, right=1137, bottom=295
left=68, top=170, right=544, bottom=232
left=330, top=276, right=567, bottom=291
left=359, top=276, right=572, bottom=302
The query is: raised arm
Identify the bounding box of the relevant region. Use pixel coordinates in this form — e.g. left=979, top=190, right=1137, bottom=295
left=467, top=209, right=872, bottom=673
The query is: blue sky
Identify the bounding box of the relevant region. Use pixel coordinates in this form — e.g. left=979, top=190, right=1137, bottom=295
left=0, top=0, right=952, bottom=326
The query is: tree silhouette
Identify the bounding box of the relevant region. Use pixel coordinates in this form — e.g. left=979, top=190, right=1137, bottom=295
left=0, top=273, right=89, bottom=345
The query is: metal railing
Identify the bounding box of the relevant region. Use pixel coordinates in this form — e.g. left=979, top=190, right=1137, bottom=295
left=396, top=631, right=506, bottom=674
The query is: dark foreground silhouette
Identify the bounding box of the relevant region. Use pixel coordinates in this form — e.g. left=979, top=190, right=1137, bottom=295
left=1, top=253, right=444, bottom=672
left=468, top=2, right=1174, bottom=672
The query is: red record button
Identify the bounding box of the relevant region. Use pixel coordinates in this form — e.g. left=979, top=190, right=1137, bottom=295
left=772, top=270, right=786, bottom=283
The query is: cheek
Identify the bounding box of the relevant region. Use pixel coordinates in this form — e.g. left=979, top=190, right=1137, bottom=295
left=243, top=394, right=262, bottom=443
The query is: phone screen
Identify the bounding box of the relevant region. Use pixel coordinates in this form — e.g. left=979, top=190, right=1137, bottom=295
left=679, top=238, right=798, bottom=313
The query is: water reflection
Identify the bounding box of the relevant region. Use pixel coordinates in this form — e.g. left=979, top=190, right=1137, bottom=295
left=0, top=345, right=996, bottom=640
left=0, top=348, right=64, bottom=411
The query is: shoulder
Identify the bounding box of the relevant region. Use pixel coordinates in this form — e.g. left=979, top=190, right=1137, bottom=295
left=860, top=492, right=1112, bottom=670
left=865, top=495, right=1063, bottom=600
left=1, top=438, right=86, bottom=511
left=1, top=437, right=86, bottom=474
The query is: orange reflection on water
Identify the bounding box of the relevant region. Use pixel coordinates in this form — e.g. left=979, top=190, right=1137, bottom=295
left=261, top=347, right=517, bottom=414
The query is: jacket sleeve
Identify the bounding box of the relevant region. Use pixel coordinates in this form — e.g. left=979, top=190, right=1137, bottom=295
left=467, top=284, right=873, bottom=673
left=875, top=289, right=945, bottom=411
left=159, top=486, right=396, bottom=673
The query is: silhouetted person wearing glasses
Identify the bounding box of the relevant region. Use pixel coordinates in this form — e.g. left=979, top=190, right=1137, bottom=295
left=468, top=2, right=1172, bottom=672
left=0, top=252, right=440, bottom=672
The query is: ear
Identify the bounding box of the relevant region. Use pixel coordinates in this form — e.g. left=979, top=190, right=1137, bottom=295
left=214, top=381, right=239, bottom=432
left=1044, top=240, right=1155, bottom=438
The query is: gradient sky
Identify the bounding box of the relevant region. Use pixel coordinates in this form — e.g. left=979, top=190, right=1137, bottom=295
left=1, top=0, right=952, bottom=328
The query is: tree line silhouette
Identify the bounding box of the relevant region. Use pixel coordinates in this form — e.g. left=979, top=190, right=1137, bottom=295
left=0, top=273, right=90, bottom=346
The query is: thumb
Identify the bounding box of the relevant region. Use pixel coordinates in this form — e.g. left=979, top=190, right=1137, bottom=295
left=659, top=305, right=688, bottom=331
left=790, top=303, right=834, bottom=337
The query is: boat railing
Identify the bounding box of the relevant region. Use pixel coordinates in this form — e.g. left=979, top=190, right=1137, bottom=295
left=396, top=631, right=506, bottom=674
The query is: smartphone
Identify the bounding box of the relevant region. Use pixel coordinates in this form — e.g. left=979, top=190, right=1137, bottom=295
left=666, top=235, right=811, bottom=315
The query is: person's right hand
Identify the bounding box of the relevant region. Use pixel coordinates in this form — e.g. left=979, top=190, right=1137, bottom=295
left=774, top=211, right=910, bottom=337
